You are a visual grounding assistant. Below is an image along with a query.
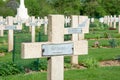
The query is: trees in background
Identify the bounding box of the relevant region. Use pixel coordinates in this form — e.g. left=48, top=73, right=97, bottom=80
left=0, top=0, right=120, bottom=17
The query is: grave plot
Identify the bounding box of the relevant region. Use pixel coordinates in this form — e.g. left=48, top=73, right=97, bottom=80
left=21, top=15, right=88, bottom=80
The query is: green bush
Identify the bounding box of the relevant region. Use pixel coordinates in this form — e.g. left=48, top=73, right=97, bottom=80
left=82, top=57, right=99, bottom=69
left=27, top=59, right=47, bottom=71
left=0, top=62, right=24, bottom=76
left=109, top=39, right=117, bottom=48
left=64, top=63, right=72, bottom=69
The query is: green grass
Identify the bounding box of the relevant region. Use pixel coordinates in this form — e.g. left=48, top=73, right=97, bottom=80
left=0, top=24, right=120, bottom=79
left=79, top=48, right=120, bottom=62
left=0, top=66, right=120, bottom=80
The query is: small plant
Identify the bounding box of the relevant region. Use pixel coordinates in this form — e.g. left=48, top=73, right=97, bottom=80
left=28, top=59, right=47, bottom=71
left=64, top=63, right=72, bottom=69
left=104, top=32, right=111, bottom=38
left=0, top=62, right=24, bottom=76
left=109, top=39, right=117, bottom=48
left=82, top=57, right=99, bottom=69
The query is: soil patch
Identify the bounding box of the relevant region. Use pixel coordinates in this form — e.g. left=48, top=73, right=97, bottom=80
left=0, top=53, right=5, bottom=57
left=100, top=60, right=120, bottom=67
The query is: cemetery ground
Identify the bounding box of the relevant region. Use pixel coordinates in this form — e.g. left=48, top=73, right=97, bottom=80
left=0, top=23, right=120, bottom=80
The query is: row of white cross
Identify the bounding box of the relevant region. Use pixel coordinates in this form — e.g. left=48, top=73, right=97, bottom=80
left=100, top=15, right=120, bottom=33
left=0, top=15, right=89, bottom=52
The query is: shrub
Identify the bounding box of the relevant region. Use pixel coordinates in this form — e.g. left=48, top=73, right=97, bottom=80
left=82, top=57, right=99, bottom=69
left=27, top=59, right=47, bottom=71
left=109, top=39, right=117, bottom=48
left=64, top=63, right=72, bottom=69
left=0, top=62, right=24, bottom=76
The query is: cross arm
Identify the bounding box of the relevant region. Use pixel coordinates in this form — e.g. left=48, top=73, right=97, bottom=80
left=21, top=40, right=88, bottom=59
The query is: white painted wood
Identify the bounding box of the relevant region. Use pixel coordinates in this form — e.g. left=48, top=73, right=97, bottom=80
left=0, top=16, right=4, bottom=36
left=6, top=16, right=14, bottom=52
left=113, top=15, right=116, bottom=28
left=71, top=15, right=79, bottom=64
left=118, top=15, right=120, bottom=33
left=47, top=15, right=64, bottom=80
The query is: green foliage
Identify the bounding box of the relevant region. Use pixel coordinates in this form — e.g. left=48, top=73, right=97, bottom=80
left=0, top=7, right=15, bottom=17
left=109, top=39, right=117, bottom=48
left=64, top=63, right=72, bottom=69
left=103, top=32, right=111, bottom=38
left=81, top=57, right=99, bottom=69
left=0, top=47, right=7, bottom=53
left=0, top=0, right=120, bottom=17
left=25, top=59, right=47, bottom=71
left=0, top=62, right=24, bottom=76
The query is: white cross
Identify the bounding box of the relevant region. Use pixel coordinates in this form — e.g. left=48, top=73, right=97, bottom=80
left=21, top=15, right=88, bottom=80
left=0, top=16, right=22, bottom=52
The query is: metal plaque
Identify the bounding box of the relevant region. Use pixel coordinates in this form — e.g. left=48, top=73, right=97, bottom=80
left=0, top=21, right=5, bottom=25
left=42, top=43, right=73, bottom=56
left=78, top=19, right=88, bottom=28
left=68, top=28, right=82, bottom=34
left=5, top=25, right=17, bottom=30
left=30, top=22, right=37, bottom=26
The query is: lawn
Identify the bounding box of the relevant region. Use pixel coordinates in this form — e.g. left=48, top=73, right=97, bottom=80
left=0, top=66, right=120, bottom=80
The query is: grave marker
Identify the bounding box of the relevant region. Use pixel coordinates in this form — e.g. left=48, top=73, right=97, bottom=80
left=119, top=15, right=120, bottom=33
left=113, top=15, right=116, bottom=28
left=21, top=15, right=88, bottom=80
left=107, top=16, right=110, bottom=26
left=90, top=18, right=94, bottom=23
left=78, top=16, right=89, bottom=40
left=0, top=16, right=22, bottom=52
left=43, top=16, right=48, bottom=35
left=0, top=16, right=4, bottom=36
left=71, top=16, right=79, bottom=64
left=65, top=16, right=71, bottom=27
left=109, top=15, right=113, bottom=27
left=25, top=16, right=38, bottom=42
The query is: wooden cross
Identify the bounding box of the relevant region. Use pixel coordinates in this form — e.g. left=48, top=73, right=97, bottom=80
left=113, top=15, right=116, bottom=28
left=0, top=16, right=5, bottom=37
left=107, top=16, right=110, bottom=26
left=21, top=15, right=88, bottom=80
left=25, top=16, right=39, bottom=42
left=43, top=16, right=48, bottom=35
left=0, top=16, right=22, bottom=52
left=68, top=16, right=89, bottom=64
left=119, top=15, right=120, bottom=33
left=64, top=16, right=71, bottom=27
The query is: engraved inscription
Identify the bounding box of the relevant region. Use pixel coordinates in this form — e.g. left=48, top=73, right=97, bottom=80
left=68, top=28, right=82, bottom=34
left=78, top=19, right=88, bottom=27
left=42, top=43, right=73, bottom=56
left=5, top=25, right=17, bottom=30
